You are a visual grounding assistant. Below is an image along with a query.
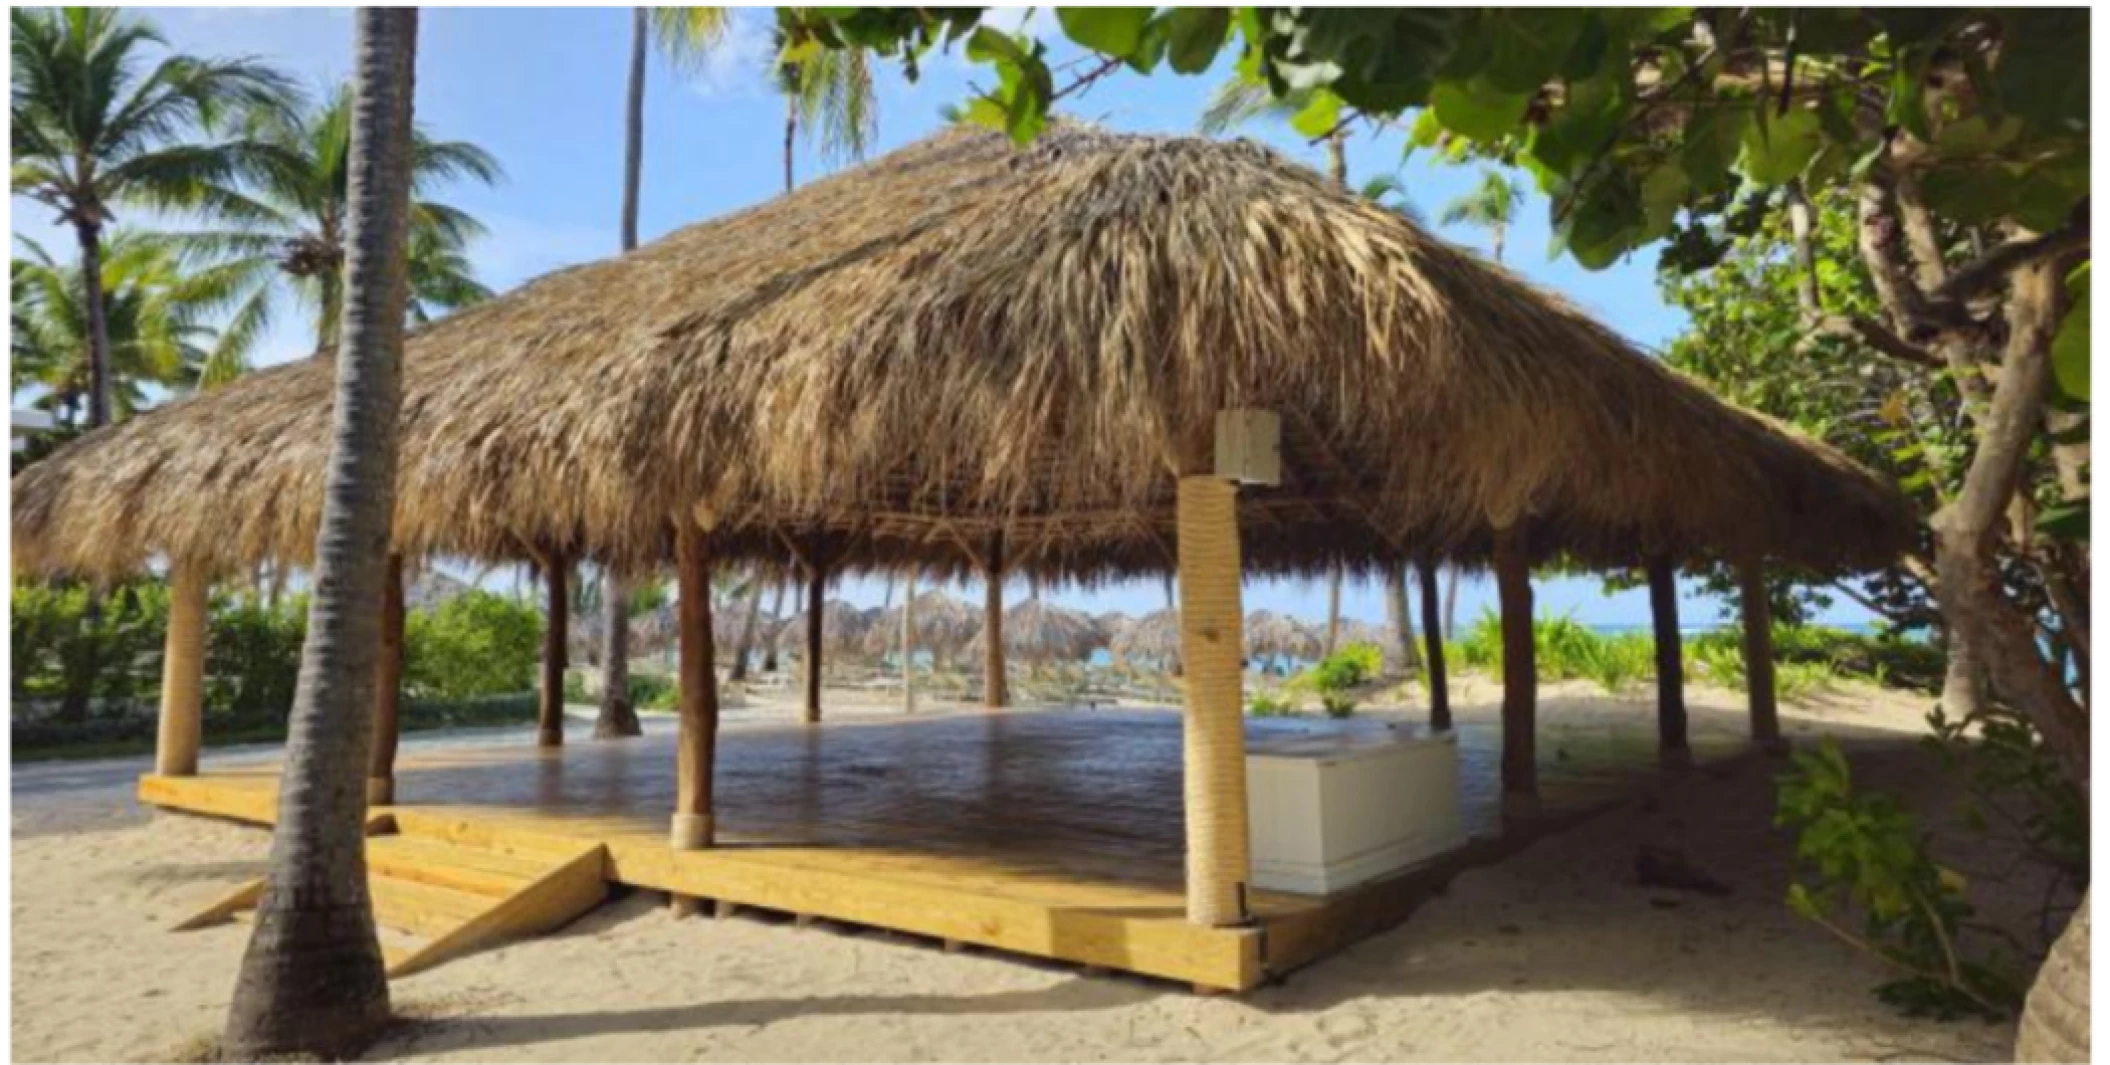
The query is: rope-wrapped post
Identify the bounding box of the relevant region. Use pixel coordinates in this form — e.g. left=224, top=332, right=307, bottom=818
left=1646, top=554, right=1690, bottom=768
left=671, top=522, right=720, bottom=876
left=1493, top=524, right=1539, bottom=820
left=1417, top=562, right=1450, bottom=731
left=538, top=557, right=568, bottom=748
left=1177, top=475, right=1250, bottom=927
left=155, top=562, right=209, bottom=777
left=984, top=531, right=1006, bottom=709
left=368, top=552, right=405, bottom=805
left=1738, top=560, right=1784, bottom=752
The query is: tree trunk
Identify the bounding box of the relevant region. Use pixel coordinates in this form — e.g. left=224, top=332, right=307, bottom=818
left=1382, top=564, right=1420, bottom=677
left=1493, top=526, right=1537, bottom=820
left=671, top=524, right=719, bottom=852
left=621, top=6, right=645, bottom=251
left=1929, top=256, right=2090, bottom=783
left=1647, top=555, right=1690, bottom=767
left=783, top=101, right=797, bottom=194
left=803, top=564, right=824, bottom=723
left=367, top=553, right=404, bottom=805
left=1940, top=621, right=1989, bottom=721
left=727, top=575, right=764, bottom=683
left=1418, top=563, right=1450, bottom=731
left=74, top=219, right=112, bottom=430
left=1323, top=564, right=1343, bottom=657
left=1442, top=566, right=1459, bottom=640
left=901, top=570, right=917, bottom=715
left=2016, top=891, right=2090, bottom=1063
left=222, top=12, right=415, bottom=1054
left=594, top=568, right=640, bottom=738
left=1738, top=562, right=1782, bottom=751
left=762, top=582, right=786, bottom=672
left=984, top=533, right=1005, bottom=709
left=539, top=560, right=568, bottom=747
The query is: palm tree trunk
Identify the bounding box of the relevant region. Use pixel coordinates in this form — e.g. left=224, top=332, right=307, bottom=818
left=2017, top=892, right=2090, bottom=1062
left=540, top=559, right=569, bottom=746
left=595, top=6, right=650, bottom=737
left=1324, top=564, right=1343, bottom=656
left=783, top=103, right=797, bottom=193
left=727, top=575, right=764, bottom=682
left=1383, top=564, right=1420, bottom=676
left=1418, top=563, right=1450, bottom=730
left=74, top=219, right=114, bottom=429
left=902, top=570, right=917, bottom=714
left=1491, top=222, right=1506, bottom=264
left=762, top=581, right=786, bottom=672
left=222, top=11, right=415, bottom=1055
left=1442, top=566, right=1460, bottom=640
left=594, top=568, right=640, bottom=738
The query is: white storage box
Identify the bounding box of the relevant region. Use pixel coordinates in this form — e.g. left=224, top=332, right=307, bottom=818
left=1245, top=721, right=1464, bottom=896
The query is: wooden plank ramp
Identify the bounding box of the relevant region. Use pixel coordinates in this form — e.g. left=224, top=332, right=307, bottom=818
left=173, top=818, right=608, bottom=979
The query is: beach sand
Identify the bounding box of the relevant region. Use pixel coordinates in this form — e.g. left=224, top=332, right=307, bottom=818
left=12, top=678, right=2038, bottom=1063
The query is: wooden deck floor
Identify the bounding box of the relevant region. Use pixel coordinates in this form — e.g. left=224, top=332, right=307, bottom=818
left=140, top=707, right=1748, bottom=991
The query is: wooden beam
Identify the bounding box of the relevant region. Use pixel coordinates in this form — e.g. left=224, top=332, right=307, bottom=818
left=1493, top=525, right=1539, bottom=820
left=803, top=561, right=826, bottom=724
left=1417, top=563, right=1450, bottom=731
left=1647, top=555, right=1691, bottom=768
left=369, top=552, right=406, bottom=805
left=984, top=531, right=1006, bottom=710
left=1738, top=560, right=1784, bottom=752
left=539, top=557, right=568, bottom=748
left=672, top=524, right=719, bottom=850
left=1176, top=474, right=1250, bottom=927
left=155, top=562, right=208, bottom=777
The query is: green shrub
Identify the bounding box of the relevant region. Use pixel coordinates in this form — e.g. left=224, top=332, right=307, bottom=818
left=1457, top=611, right=1504, bottom=670
left=1777, top=740, right=2021, bottom=1018
left=405, top=591, right=543, bottom=700
left=401, top=692, right=540, bottom=731
left=204, top=594, right=306, bottom=725
left=11, top=579, right=170, bottom=717
left=1320, top=691, right=1357, bottom=718
left=634, top=673, right=677, bottom=710
left=1310, top=642, right=1382, bottom=692
left=1247, top=690, right=1295, bottom=716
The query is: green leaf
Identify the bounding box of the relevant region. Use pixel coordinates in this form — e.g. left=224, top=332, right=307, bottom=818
left=1640, top=162, right=1689, bottom=241
left=2052, top=262, right=2090, bottom=402
left=1289, top=91, right=1342, bottom=139
left=2039, top=499, right=2089, bottom=542
left=1738, top=108, right=1824, bottom=186
left=1054, top=8, right=1154, bottom=59
left=1163, top=8, right=1229, bottom=74
left=1429, top=78, right=1531, bottom=141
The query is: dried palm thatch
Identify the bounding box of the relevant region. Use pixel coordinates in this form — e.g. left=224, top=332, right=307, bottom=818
left=14, top=125, right=1912, bottom=585
left=1112, top=607, right=1183, bottom=669
left=1336, top=618, right=1390, bottom=650
left=861, top=591, right=979, bottom=665
left=770, top=598, right=878, bottom=661
left=963, top=597, right=1101, bottom=664
left=1243, top=609, right=1322, bottom=663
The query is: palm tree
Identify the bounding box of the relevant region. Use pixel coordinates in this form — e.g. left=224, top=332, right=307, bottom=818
left=173, top=81, right=500, bottom=356
left=1436, top=168, right=1525, bottom=636
left=11, top=231, right=255, bottom=423
left=11, top=7, right=296, bottom=430
left=1440, top=168, right=1523, bottom=263
left=598, top=6, right=731, bottom=738
left=773, top=26, right=876, bottom=193
left=221, top=8, right=417, bottom=1057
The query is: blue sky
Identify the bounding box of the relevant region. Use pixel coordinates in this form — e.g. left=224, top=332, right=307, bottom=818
left=10, top=6, right=1871, bottom=631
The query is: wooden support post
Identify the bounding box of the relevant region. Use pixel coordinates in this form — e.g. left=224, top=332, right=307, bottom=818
left=539, top=557, right=568, bottom=748
left=672, top=522, right=719, bottom=852
left=901, top=570, right=917, bottom=715
left=984, top=532, right=1006, bottom=710
left=1176, top=474, right=1250, bottom=927
left=368, top=552, right=405, bottom=805
left=155, top=562, right=209, bottom=777
left=1647, top=555, right=1691, bottom=768
left=1738, top=560, right=1784, bottom=752
left=1493, top=525, right=1539, bottom=820
left=803, top=561, right=826, bottom=724
left=1417, top=563, right=1450, bottom=731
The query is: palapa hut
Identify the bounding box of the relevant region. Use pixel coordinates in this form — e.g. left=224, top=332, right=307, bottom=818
left=862, top=591, right=977, bottom=671
left=13, top=125, right=1910, bottom=978
left=1244, top=609, right=1323, bottom=668
left=1111, top=607, right=1185, bottom=673
left=963, top=597, right=1102, bottom=669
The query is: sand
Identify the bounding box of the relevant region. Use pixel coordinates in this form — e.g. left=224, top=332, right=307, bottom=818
left=12, top=678, right=2040, bottom=1063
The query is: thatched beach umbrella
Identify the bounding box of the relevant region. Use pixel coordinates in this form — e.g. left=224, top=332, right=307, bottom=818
left=863, top=591, right=977, bottom=669
left=771, top=598, right=875, bottom=663
left=1111, top=608, right=1183, bottom=672
left=1243, top=610, right=1322, bottom=665
left=964, top=597, right=1101, bottom=667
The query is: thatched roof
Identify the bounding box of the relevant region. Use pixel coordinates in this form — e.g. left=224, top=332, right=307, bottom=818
left=963, top=597, right=1101, bottom=663
left=1111, top=607, right=1182, bottom=665
left=861, top=591, right=979, bottom=660
left=1244, top=609, right=1321, bottom=662
left=771, top=598, right=878, bottom=659
left=14, top=125, right=1912, bottom=584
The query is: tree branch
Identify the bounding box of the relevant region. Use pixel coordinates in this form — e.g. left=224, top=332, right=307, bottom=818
left=1801, top=314, right=1944, bottom=370
left=1931, top=213, right=2092, bottom=310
